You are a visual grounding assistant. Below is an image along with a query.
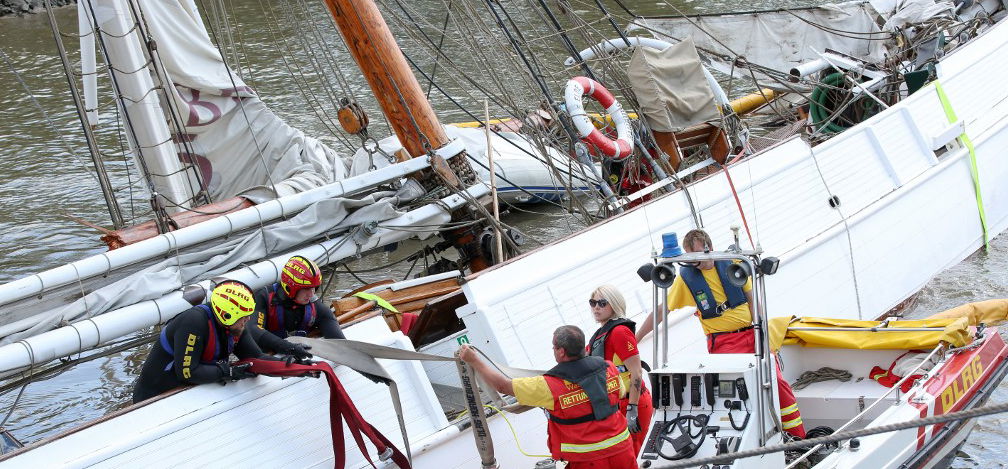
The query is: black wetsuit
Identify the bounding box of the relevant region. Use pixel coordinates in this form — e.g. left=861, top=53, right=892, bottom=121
left=132, top=305, right=264, bottom=403
left=248, top=284, right=345, bottom=353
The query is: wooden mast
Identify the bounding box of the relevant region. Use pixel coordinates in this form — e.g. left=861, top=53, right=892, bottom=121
left=322, top=0, right=493, bottom=272
left=322, top=0, right=447, bottom=158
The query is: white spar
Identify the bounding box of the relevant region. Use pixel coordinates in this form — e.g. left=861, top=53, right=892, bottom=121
left=0, top=183, right=490, bottom=377
left=0, top=156, right=432, bottom=309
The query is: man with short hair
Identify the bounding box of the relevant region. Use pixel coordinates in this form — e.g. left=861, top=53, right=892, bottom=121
left=636, top=228, right=806, bottom=438
left=459, top=325, right=637, bottom=468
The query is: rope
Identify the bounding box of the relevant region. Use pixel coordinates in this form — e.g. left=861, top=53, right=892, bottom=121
left=656, top=400, right=1008, bottom=468
left=0, top=342, right=33, bottom=428
left=482, top=404, right=551, bottom=458
left=196, top=0, right=281, bottom=200
left=806, top=144, right=863, bottom=315
left=719, top=164, right=755, bottom=249
left=0, top=47, right=103, bottom=189
left=789, top=367, right=852, bottom=391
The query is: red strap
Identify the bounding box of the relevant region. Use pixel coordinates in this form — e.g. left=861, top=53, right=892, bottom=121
left=239, top=359, right=410, bottom=468
left=267, top=290, right=281, bottom=333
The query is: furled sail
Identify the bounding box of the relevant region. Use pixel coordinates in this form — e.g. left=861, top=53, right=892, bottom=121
left=142, top=0, right=349, bottom=202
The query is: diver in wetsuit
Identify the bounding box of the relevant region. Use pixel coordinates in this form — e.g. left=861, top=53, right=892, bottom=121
left=247, top=255, right=344, bottom=354
left=132, top=280, right=312, bottom=403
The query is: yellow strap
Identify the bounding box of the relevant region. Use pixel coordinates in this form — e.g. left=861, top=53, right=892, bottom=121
left=933, top=80, right=990, bottom=251
left=780, top=403, right=799, bottom=415
left=560, top=428, right=631, bottom=453
left=352, top=292, right=399, bottom=313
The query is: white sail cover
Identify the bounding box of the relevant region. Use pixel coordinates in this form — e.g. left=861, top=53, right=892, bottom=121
left=142, top=0, right=349, bottom=202
left=629, top=1, right=890, bottom=85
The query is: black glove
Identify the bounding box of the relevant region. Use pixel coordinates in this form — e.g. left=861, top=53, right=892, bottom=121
left=283, top=343, right=313, bottom=360
left=218, top=362, right=256, bottom=383
left=360, top=371, right=391, bottom=386
left=627, top=404, right=641, bottom=433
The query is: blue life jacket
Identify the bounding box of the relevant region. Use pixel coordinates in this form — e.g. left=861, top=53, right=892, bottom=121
left=159, top=305, right=235, bottom=371
left=679, top=260, right=747, bottom=320
left=265, top=283, right=317, bottom=338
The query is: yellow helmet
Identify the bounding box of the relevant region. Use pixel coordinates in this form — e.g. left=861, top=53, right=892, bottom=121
left=209, top=280, right=255, bottom=326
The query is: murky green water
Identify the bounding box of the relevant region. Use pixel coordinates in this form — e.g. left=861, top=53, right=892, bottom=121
left=0, top=1, right=1005, bottom=466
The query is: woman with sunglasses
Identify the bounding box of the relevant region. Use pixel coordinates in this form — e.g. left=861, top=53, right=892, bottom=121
left=586, top=285, right=653, bottom=456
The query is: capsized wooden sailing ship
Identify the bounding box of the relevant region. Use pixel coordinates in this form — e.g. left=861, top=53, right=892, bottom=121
left=1, top=0, right=1008, bottom=466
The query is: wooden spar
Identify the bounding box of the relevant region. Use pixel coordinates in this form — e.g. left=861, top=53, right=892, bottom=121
left=321, top=0, right=448, bottom=158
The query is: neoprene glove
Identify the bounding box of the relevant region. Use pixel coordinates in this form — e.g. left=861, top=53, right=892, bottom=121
left=219, top=362, right=256, bottom=383
left=627, top=404, right=641, bottom=433
left=284, top=343, right=313, bottom=360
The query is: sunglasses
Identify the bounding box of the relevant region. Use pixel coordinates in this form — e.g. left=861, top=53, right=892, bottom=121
left=588, top=298, right=609, bottom=308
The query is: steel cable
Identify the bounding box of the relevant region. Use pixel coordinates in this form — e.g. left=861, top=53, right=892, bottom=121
left=657, top=400, right=1008, bottom=468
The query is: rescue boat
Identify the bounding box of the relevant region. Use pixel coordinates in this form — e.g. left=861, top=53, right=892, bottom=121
left=636, top=249, right=1008, bottom=469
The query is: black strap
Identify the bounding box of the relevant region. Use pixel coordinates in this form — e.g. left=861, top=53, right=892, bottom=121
left=587, top=318, right=636, bottom=359
left=548, top=404, right=619, bottom=425
left=709, top=325, right=754, bottom=339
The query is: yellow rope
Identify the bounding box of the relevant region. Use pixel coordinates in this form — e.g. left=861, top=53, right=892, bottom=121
left=481, top=404, right=551, bottom=459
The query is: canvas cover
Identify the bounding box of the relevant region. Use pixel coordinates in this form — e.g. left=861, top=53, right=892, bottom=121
left=140, top=0, right=350, bottom=203
left=881, top=0, right=955, bottom=31
left=629, top=1, right=889, bottom=87
left=768, top=316, right=970, bottom=352
left=927, top=299, right=1008, bottom=323
left=0, top=190, right=418, bottom=344
left=626, top=38, right=719, bottom=132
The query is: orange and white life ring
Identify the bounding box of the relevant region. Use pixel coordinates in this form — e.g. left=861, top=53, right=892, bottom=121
left=563, top=76, right=634, bottom=159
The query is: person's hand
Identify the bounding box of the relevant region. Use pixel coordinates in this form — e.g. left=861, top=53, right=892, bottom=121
left=281, top=342, right=313, bottom=363
left=627, top=404, right=641, bottom=433
left=219, top=362, right=256, bottom=383
left=458, top=344, right=477, bottom=364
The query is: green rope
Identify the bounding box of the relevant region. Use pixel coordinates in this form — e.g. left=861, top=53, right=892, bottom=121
left=933, top=80, right=990, bottom=251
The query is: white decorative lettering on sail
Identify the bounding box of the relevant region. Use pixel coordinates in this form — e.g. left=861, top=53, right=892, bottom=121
left=141, top=0, right=349, bottom=202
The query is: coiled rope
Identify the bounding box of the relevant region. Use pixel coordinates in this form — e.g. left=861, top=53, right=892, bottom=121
left=790, top=367, right=852, bottom=391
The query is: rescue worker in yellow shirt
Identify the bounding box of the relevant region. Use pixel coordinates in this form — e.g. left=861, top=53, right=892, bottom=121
left=459, top=325, right=637, bottom=468
left=636, top=228, right=806, bottom=438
